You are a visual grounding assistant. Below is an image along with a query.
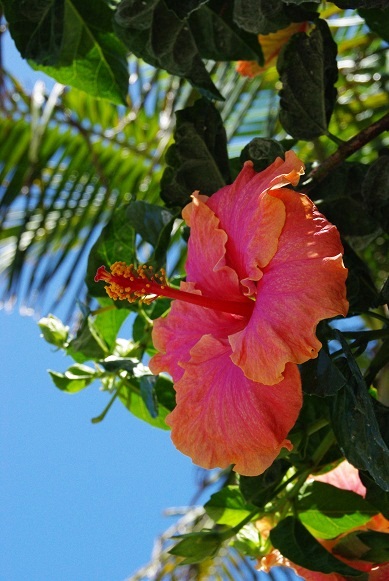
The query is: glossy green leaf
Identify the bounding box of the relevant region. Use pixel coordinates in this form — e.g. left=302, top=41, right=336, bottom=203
left=240, top=459, right=290, bottom=508
left=114, top=0, right=221, bottom=98
left=139, top=375, right=159, bottom=419
left=204, top=486, right=256, bottom=527
left=98, top=357, right=138, bottom=374
left=114, top=0, right=261, bottom=99
left=117, top=379, right=170, bottom=429
left=160, top=98, right=230, bottom=207
left=301, top=349, right=346, bottom=397
left=360, top=8, right=389, bottom=42
left=358, top=531, right=389, bottom=563
left=49, top=363, right=96, bottom=392
left=362, top=155, right=389, bottom=233
left=164, top=0, right=209, bottom=20
left=277, top=19, right=338, bottom=139
left=66, top=318, right=108, bottom=363
left=297, top=481, right=377, bottom=540
left=86, top=205, right=137, bottom=299
left=92, top=301, right=130, bottom=351
left=233, top=0, right=291, bottom=34
left=329, top=331, right=389, bottom=491
left=126, top=202, right=176, bottom=249
left=270, top=517, right=366, bottom=577
left=360, top=471, right=389, bottom=520
left=240, top=138, right=286, bottom=172
left=169, top=530, right=224, bottom=564
left=2, top=0, right=129, bottom=103
left=343, top=242, right=379, bottom=312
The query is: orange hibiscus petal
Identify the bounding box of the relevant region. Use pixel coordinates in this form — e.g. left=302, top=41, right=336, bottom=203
left=230, top=187, right=348, bottom=384
left=166, top=335, right=302, bottom=476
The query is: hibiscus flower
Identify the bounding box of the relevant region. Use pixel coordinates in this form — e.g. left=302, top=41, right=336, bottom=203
left=95, top=151, right=348, bottom=476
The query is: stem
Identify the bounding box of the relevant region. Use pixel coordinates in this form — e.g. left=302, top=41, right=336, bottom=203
left=341, top=328, right=389, bottom=341
left=91, top=389, right=120, bottom=423
left=303, top=111, right=389, bottom=191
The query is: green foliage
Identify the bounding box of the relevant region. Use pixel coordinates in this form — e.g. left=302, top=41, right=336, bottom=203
left=270, top=517, right=366, bottom=577
left=296, top=481, right=377, bottom=539
left=277, top=19, right=338, bottom=140
left=1, top=0, right=129, bottom=103
left=2, top=0, right=389, bottom=578
left=161, top=97, right=230, bottom=207
left=204, top=486, right=256, bottom=527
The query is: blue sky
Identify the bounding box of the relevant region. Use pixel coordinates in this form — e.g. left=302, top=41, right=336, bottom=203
left=0, top=310, right=198, bottom=580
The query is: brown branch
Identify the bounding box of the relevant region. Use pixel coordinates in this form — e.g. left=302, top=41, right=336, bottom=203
left=303, top=111, right=389, bottom=192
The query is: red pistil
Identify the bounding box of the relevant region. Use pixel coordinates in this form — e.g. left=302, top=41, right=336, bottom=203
left=95, top=262, right=253, bottom=318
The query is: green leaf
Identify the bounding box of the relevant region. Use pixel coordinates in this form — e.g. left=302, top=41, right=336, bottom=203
left=92, top=302, right=129, bottom=351
left=343, top=242, right=379, bottom=312
left=139, top=375, right=159, bottom=419
left=358, top=531, right=389, bottom=563
left=66, top=318, right=108, bottom=363
left=38, top=314, right=69, bottom=348
left=117, top=379, right=170, bottom=429
left=160, top=98, right=230, bottom=207
left=153, top=374, right=176, bottom=413
left=297, top=481, right=377, bottom=540
left=360, top=471, right=389, bottom=519
left=233, top=0, right=291, bottom=34
left=362, top=155, right=389, bottom=233
left=333, top=530, right=389, bottom=563
left=169, top=530, right=224, bottom=564
left=49, top=363, right=96, bottom=392
left=240, top=459, right=290, bottom=508
left=329, top=331, right=389, bottom=492
left=164, top=0, right=209, bottom=20
left=240, top=138, right=286, bottom=172
left=204, top=486, right=256, bottom=527
left=359, top=8, right=389, bottom=42
left=277, top=19, right=338, bottom=139
left=334, top=1, right=388, bottom=8
left=378, top=277, right=389, bottom=307
left=98, top=356, right=138, bottom=373
left=301, top=349, right=346, bottom=397
left=114, top=0, right=262, bottom=99
left=270, top=517, right=366, bottom=577
left=114, top=0, right=222, bottom=99
left=2, top=0, right=129, bottom=104
left=86, top=205, right=137, bottom=299
left=188, top=1, right=264, bottom=62
left=126, top=201, right=175, bottom=249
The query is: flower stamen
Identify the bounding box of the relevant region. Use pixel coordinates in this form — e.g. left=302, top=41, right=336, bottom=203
left=95, top=261, right=254, bottom=317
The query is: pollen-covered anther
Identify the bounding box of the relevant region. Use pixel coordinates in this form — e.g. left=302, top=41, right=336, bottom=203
left=94, top=261, right=167, bottom=305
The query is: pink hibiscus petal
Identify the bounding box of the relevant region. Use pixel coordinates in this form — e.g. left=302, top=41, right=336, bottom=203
left=206, top=151, right=305, bottom=289
left=182, top=192, right=246, bottom=301
left=314, top=460, right=366, bottom=497
left=165, top=334, right=302, bottom=476
left=149, top=282, right=247, bottom=382
left=230, top=188, right=348, bottom=384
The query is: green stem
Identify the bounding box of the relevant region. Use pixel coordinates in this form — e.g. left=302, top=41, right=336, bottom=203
left=91, top=388, right=120, bottom=423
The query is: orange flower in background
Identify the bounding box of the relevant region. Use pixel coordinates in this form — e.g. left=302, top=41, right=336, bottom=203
left=237, top=22, right=309, bottom=78
left=95, top=151, right=348, bottom=476
left=259, top=461, right=389, bottom=580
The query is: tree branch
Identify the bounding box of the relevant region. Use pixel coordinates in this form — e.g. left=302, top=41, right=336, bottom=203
left=303, top=111, right=389, bottom=192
